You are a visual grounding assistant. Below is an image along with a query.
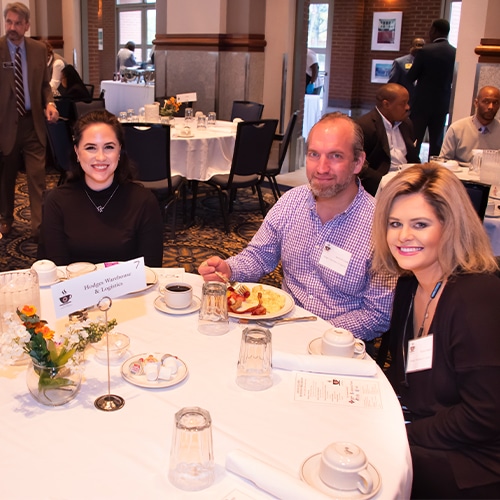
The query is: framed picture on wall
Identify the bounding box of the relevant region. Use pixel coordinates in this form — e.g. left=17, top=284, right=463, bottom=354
left=371, top=59, right=393, bottom=83
left=371, top=11, right=402, bottom=51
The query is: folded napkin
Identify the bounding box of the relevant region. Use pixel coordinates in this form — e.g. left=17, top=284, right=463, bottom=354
left=272, top=350, right=377, bottom=377
left=226, top=449, right=331, bottom=500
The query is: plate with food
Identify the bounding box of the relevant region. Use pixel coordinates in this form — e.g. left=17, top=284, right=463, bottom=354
left=121, top=352, right=188, bottom=389
left=227, top=283, right=294, bottom=320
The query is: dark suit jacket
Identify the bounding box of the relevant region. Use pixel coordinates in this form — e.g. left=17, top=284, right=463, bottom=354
left=388, top=54, right=415, bottom=101
left=406, top=39, right=456, bottom=115
left=0, top=36, right=53, bottom=155
left=356, top=108, right=420, bottom=196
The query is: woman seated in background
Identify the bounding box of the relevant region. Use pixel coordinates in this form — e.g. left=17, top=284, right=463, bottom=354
left=372, top=164, right=500, bottom=499
left=58, top=64, right=90, bottom=101
left=38, top=110, right=164, bottom=267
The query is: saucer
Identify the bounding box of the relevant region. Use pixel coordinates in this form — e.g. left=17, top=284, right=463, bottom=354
left=308, top=338, right=366, bottom=359
left=300, top=453, right=381, bottom=499
left=154, top=295, right=201, bottom=315
left=39, top=269, right=66, bottom=287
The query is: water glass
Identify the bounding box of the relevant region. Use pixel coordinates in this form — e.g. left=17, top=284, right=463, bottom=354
left=197, top=114, right=207, bottom=129
left=138, top=107, right=146, bottom=122
left=198, top=282, right=229, bottom=335
left=184, top=107, right=194, bottom=121
left=126, top=108, right=134, bottom=122
left=168, top=407, right=215, bottom=491
left=480, top=149, right=500, bottom=198
left=470, top=149, right=482, bottom=174
left=0, top=270, right=41, bottom=334
left=118, top=111, right=127, bottom=122
left=236, top=327, right=273, bottom=391
left=207, top=112, right=216, bottom=126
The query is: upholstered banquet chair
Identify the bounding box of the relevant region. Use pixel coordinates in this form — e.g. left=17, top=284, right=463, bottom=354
left=264, top=110, right=299, bottom=201
left=45, top=119, right=74, bottom=185
left=83, top=83, right=95, bottom=99
left=73, top=98, right=106, bottom=120
left=122, top=122, right=186, bottom=239
left=461, top=179, right=491, bottom=221
left=192, top=119, right=278, bottom=233
left=230, top=100, right=264, bottom=121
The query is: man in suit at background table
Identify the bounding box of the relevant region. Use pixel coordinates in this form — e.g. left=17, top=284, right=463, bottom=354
left=356, top=83, right=420, bottom=196
left=440, top=85, right=500, bottom=163
left=388, top=37, right=425, bottom=106
left=407, top=19, right=456, bottom=159
left=0, top=2, right=59, bottom=240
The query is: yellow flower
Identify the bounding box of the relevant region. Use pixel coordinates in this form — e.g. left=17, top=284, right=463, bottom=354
left=21, top=305, right=37, bottom=317
left=36, top=325, right=55, bottom=341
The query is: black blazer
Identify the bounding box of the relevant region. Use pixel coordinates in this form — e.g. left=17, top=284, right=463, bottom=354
left=356, top=108, right=420, bottom=195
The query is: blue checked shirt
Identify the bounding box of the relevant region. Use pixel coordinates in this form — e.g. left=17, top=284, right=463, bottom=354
left=226, top=184, right=396, bottom=340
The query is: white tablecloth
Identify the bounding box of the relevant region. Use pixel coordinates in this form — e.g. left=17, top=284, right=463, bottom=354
left=170, top=119, right=236, bottom=181
left=378, top=168, right=500, bottom=255
left=303, top=94, right=322, bottom=139
left=0, top=272, right=412, bottom=499
left=101, top=80, right=156, bottom=116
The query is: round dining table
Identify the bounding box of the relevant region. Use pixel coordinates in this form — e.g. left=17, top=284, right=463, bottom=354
left=0, top=270, right=412, bottom=499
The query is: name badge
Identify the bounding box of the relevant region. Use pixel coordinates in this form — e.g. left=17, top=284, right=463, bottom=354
left=404, top=62, right=412, bottom=70
left=3, top=61, right=14, bottom=69
left=319, top=242, right=352, bottom=276
left=406, top=335, right=433, bottom=373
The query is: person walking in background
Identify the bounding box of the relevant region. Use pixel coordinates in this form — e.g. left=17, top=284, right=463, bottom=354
left=357, top=83, right=420, bottom=196
left=43, top=39, right=67, bottom=96
left=440, top=85, right=500, bottom=163
left=305, top=48, right=319, bottom=94
left=116, top=41, right=137, bottom=71
left=388, top=37, right=425, bottom=105
left=407, top=19, right=456, bottom=159
left=0, top=2, right=59, bottom=240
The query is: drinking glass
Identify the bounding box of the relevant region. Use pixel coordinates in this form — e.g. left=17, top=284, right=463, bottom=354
left=0, top=270, right=41, bottom=334
left=207, top=112, right=216, bottom=126
left=197, top=115, right=207, bottom=129
left=126, top=108, right=134, bottom=122
left=118, top=111, right=127, bottom=122
left=197, top=282, right=229, bottom=335
left=480, top=149, right=500, bottom=197
left=168, top=407, right=215, bottom=491
left=184, top=107, right=194, bottom=121
left=236, top=327, right=273, bottom=391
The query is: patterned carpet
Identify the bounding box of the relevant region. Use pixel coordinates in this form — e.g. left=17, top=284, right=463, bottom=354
left=0, top=172, right=284, bottom=288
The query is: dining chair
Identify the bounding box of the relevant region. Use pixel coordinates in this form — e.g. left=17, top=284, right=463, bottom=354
left=264, top=110, right=299, bottom=201
left=230, top=101, right=264, bottom=122
left=73, top=98, right=106, bottom=120
left=83, top=83, right=95, bottom=99
left=122, top=122, right=186, bottom=239
left=45, top=118, right=74, bottom=185
left=461, top=179, right=491, bottom=221
left=192, top=119, right=278, bottom=233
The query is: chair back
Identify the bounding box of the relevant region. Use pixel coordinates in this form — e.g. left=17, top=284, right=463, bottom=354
left=278, top=110, right=299, bottom=168
left=73, top=98, right=106, bottom=119
left=83, top=83, right=95, bottom=99
left=45, top=119, right=74, bottom=183
left=122, top=123, right=174, bottom=190
left=230, top=101, right=264, bottom=121
left=461, top=179, right=490, bottom=221
left=231, top=120, right=278, bottom=179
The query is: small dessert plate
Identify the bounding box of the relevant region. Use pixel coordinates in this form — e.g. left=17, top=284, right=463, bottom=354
left=300, top=453, right=381, bottom=499
left=39, top=269, right=66, bottom=287
left=154, top=295, right=201, bottom=315
left=121, top=352, right=188, bottom=389
left=308, top=338, right=366, bottom=359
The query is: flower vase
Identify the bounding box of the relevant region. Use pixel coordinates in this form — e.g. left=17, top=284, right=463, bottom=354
left=26, top=359, right=82, bottom=406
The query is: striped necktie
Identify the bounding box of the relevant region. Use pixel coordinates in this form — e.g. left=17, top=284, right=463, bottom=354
left=14, top=47, right=26, bottom=116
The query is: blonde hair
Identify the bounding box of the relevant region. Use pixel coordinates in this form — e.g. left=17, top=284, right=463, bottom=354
left=372, top=163, right=498, bottom=276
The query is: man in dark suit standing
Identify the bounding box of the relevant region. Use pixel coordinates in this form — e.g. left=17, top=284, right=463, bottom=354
left=388, top=37, right=425, bottom=105
left=0, top=2, right=59, bottom=239
left=407, top=19, right=456, bottom=159
left=357, top=83, right=420, bottom=196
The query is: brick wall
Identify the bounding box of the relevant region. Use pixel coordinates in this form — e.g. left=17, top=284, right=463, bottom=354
left=329, top=0, right=442, bottom=111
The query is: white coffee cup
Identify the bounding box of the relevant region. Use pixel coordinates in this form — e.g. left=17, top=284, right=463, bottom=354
left=319, top=442, right=373, bottom=493
left=163, top=282, right=193, bottom=309
left=31, top=260, right=58, bottom=286
left=321, top=328, right=365, bottom=357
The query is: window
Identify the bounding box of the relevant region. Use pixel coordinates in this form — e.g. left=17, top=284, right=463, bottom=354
left=116, top=0, right=156, bottom=64
left=445, top=0, right=462, bottom=48
left=308, top=2, right=329, bottom=72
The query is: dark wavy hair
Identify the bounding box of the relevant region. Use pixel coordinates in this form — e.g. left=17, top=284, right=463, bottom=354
left=68, top=110, right=136, bottom=184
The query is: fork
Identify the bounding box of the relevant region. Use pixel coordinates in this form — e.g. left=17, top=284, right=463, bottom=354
left=214, top=271, right=250, bottom=296
left=256, top=316, right=317, bottom=328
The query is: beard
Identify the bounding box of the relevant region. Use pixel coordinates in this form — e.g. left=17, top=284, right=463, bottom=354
left=309, top=171, right=355, bottom=199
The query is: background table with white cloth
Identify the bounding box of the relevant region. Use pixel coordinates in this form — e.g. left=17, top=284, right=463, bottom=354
left=101, top=80, right=155, bottom=115
left=377, top=167, right=500, bottom=255
left=0, top=271, right=412, bottom=499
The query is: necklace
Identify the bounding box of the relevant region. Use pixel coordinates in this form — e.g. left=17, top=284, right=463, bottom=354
left=84, top=185, right=119, bottom=213
left=415, top=280, right=443, bottom=338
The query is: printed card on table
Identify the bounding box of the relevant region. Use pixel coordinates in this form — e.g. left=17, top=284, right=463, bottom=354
left=50, top=258, right=146, bottom=318
left=294, top=372, right=383, bottom=409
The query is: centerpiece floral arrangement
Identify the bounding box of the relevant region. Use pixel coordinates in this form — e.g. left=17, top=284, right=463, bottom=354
left=160, top=96, right=181, bottom=117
